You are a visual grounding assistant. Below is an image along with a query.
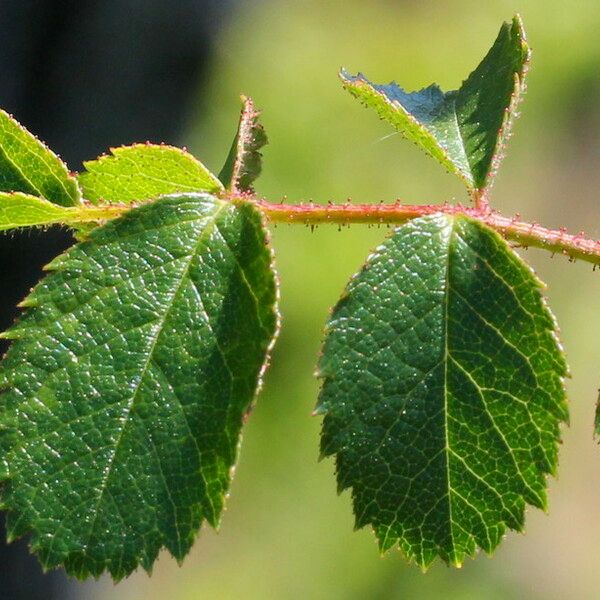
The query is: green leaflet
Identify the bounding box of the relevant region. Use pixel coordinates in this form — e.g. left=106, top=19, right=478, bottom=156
left=0, top=192, right=126, bottom=231
left=317, top=214, right=567, bottom=569
left=0, top=193, right=279, bottom=579
left=0, top=110, right=81, bottom=206
left=78, top=144, right=223, bottom=204
left=0, top=192, right=85, bottom=231
left=340, top=16, right=529, bottom=193
left=219, top=96, right=267, bottom=193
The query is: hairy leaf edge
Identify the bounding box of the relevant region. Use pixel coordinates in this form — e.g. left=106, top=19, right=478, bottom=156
left=0, top=193, right=281, bottom=579
left=78, top=144, right=224, bottom=205
left=0, top=109, right=82, bottom=206
left=339, top=14, right=530, bottom=199
left=314, top=213, right=568, bottom=570
left=219, top=96, right=267, bottom=193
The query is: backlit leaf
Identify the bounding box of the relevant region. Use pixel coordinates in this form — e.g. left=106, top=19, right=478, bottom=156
left=0, top=192, right=125, bottom=231
left=0, top=110, right=81, bottom=206
left=78, top=144, right=223, bottom=204
left=340, top=16, right=529, bottom=194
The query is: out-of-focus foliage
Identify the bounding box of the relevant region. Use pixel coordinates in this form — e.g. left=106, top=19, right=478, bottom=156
left=84, top=1, right=600, bottom=599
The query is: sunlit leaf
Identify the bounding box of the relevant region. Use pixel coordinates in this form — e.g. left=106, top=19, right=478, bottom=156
left=0, top=110, right=81, bottom=206
left=0, top=192, right=126, bottom=231
left=317, top=214, right=567, bottom=568
left=341, top=16, right=529, bottom=194
left=78, top=144, right=223, bottom=204
left=0, top=193, right=279, bottom=579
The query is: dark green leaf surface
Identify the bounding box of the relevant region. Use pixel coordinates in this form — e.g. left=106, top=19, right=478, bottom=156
left=0, top=193, right=278, bottom=579
left=219, top=96, right=267, bottom=193
left=78, top=144, right=223, bottom=204
left=0, top=110, right=81, bottom=206
left=340, top=16, right=529, bottom=193
left=317, top=214, right=567, bottom=568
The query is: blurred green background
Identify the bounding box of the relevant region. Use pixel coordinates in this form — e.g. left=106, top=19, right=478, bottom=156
left=72, top=0, right=599, bottom=598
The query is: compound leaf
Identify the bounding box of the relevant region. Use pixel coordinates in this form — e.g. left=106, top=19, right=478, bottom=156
left=219, top=96, right=267, bottom=193
left=0, top=110, right=81, bottom=206
left=78, top=144, right=223, bottom=204
left=0, top=193, right=278, bottom=580
left=341, top=15, right=529, bottom=194
left=317, top=214, right=567, bottom=569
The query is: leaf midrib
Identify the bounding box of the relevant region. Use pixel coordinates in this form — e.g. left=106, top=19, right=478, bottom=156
left=0, top=144, right=45, bottom=198
left=0, top=120, right=77, bottom=205
left=447, top=96, right=475, bottom=188
left=80, top=199, right=229, bottom=550
left=440, top=218, right=545, bottom=563
left=382, top=89, right=473, bottom=190
left=442, top=217, right=456, bottom=565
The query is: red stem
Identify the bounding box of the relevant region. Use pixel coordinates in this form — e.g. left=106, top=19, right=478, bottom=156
left=254, top=200, right=600, bottom=266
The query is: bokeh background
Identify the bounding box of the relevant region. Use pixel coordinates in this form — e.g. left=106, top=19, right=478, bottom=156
left=0, top=1, right=599, bottom=598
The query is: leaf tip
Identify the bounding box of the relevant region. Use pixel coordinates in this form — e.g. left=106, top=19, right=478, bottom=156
left=338, top=67, right=351, bottom=83
left=311, top=402, right=327, bottom=417
left=16, top=297, right=38, bottom=308
left=511, top=13, right=531, bottom=64
left=338, top=68, right=365, bottom=90
left=0, top=329, right=20, bottom=340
